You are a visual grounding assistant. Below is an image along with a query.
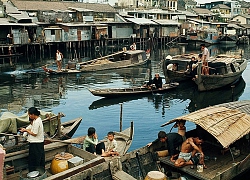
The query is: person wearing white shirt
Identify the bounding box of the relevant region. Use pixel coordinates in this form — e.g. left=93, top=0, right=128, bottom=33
left=20, top=107, right=45, bottom=172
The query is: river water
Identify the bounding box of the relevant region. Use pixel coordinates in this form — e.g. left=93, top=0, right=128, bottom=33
left=0, top=43, right=250, bottom=153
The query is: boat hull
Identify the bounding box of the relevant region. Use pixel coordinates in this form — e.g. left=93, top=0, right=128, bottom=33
left=195, top=58, right=247, bottom=91
left=89, top=83, right=179, bottom=98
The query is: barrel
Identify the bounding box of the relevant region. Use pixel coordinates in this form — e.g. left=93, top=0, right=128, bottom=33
left=50, top=152, right=74, bottom=174
left=144, top=171, right=167, bottom=180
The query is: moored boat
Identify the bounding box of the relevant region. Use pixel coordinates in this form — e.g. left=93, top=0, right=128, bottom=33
left=159, top=100, right=250, bottom=180
left=0, top=112, right=82, bottom=153
left=194, top=54, right=247, bottom=91
left=3, top=122, right=134, bottom=180
left=162, top=54, right=247, bottom=91
left=162, top=54, right=198, bottom=83
left=219, top=34, right=238, bottom=44
left=42, top=49, right=150, bottom=75
left=88, top=83, right=179, bottom=98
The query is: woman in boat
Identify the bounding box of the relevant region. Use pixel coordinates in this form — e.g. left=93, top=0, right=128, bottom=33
left=83, top=127, right=106, bottom=156
left=20, top=107, right=45, bottom=172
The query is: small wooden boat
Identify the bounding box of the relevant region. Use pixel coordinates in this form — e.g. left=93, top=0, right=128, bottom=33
left=89, top=83, right=179, bottom=98
left=3, top=123, right=134, bottom=180
left=162, top=54, right=197, bottom=83
left=219, top=34, right=238, bottom=44
left=4, top=142, right=105, bottom=180
left=0, top=112, right=82, bottom=153
left=42, top=65, right=82, bottom=75
left=160, top=100, right=250, bottom=180
left=194, top=55, right=247, bottom=91
left=66, top=121, right=134, bottom=157
left=162, top=54, right=247, bottom=91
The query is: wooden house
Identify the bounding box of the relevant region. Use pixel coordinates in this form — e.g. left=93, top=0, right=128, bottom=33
left=152, top=19, right=180, bottom=38
left=125, top=18, right=158, bottom=38
left=59, top=23, right=92, bottom=41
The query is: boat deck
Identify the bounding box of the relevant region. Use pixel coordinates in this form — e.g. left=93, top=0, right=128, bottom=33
left=159, top=140, right=250, bottom=180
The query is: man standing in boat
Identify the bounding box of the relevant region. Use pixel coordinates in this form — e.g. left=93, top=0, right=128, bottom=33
left=200, top=44, right=209, bottom=75
left=56, top=50, right=63, bottom=71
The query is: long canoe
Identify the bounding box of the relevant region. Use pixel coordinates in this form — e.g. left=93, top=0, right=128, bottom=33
left=89, top=82, right=179, bottom=98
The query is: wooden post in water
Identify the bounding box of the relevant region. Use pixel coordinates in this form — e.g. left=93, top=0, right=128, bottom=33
left=129, top=121, right=133, bottom=140
left=57, top=113, right=61, bottom=137
left=119, top=103, right=123, bottom=132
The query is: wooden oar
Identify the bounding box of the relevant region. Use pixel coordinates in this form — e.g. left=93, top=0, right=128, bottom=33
left=44, top=138, right=83, bottom=145
left=0, top=133, right=20, bottom=137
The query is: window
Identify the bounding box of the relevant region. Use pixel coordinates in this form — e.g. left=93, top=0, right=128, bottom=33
left=51, top=29, right=55, bottom=35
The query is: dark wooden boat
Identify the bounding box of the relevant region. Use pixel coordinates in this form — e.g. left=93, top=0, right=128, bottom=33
left=219, top=34, right=238, bottom=44
left=42, top=65, right=82, bottom=75
left=194, top=55, right=247, bottom=91
left=3, top=123, right=134, bottom=180
left=162, top=54, right=247, bottom=91
left=4, top=142, right=105, bottom=180
left=0, top=112, right=82, bottom=153
left=160, top=100, right=250, bottom=180
left=162, top=53, right=198, bottom=83
left=88, top=83, right=179, bottom=98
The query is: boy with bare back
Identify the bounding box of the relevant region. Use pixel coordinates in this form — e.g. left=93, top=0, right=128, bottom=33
left=174, top=137, right=206, bottom=169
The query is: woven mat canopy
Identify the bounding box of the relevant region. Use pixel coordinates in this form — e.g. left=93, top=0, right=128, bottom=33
left=161, top=101, right=250, bottom=148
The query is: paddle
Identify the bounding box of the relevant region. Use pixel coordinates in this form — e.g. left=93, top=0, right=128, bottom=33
left=44, top=138, right=83, bottom=145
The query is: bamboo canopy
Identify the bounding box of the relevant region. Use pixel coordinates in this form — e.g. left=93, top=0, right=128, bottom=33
left=161, top=100, right=250, bottom=148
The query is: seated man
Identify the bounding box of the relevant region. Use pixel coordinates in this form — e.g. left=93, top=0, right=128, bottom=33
left=83, top=127, right=105, bottom=156
left=147, top=131, right=183, bottom=161
left=146, top=73, right=163, bottom=89
left=174, top=136, right=206, bottom=168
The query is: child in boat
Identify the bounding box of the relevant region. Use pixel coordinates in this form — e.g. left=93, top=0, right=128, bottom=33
left=174, top=120, right=186, bottom=141
left=104, top=131, right=119, bottom=157
left=83, top=127, right=106, bottom=156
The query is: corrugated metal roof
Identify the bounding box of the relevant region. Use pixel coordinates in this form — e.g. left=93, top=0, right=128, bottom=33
left=125, top=18, right=157, bottom=25
left=161, top=100, right=250, bottom=148
left=11, top=0, right=117, bottom=13
left=152, top=19, right=181, bottom=26
left=68, top=7, right=93, bottom=12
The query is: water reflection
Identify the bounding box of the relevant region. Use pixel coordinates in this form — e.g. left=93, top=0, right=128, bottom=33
left=89, top=77, right=246, bottom=114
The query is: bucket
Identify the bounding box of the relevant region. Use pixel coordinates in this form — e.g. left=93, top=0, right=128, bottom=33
left=144, top=171, right=167, bottom=180
left=19, top=169, right=47, bottom=180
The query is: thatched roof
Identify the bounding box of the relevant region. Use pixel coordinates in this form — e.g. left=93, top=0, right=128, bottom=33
left=161, top=100, right=250, bottom=148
